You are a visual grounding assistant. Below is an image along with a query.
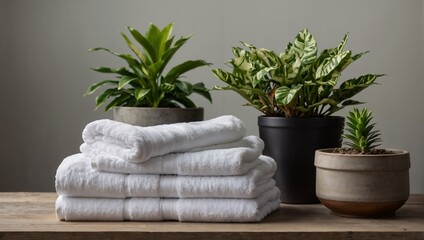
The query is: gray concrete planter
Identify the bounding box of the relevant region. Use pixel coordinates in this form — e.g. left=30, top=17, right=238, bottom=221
left=113, top=107, right=204, bottom=126
left=315, top=149, right=410, bottom=217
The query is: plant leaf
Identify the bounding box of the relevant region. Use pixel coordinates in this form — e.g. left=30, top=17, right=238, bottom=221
left=172, top=96, right=196, bottom=108
left=275, top=84, right=302, bottom=106
left=127, top=26, right=157, bottom=62
left=192, top=82, right=212, bottom=103
left=158, top=23, right=174, bottom=56
left=165, top=60, right=211, bottom=82
left=95, top=88, right=117, bottom=110
left=332, top=74, right=383, bottom=102
left=175, top=81, right=193, bottom=95
left=157, top=36, right=191, bottom=76
left=315, top=51, right=349, bottom=79
left=90, top=67, right=136, bottom=77
left=118, top=77, right=137, bottom=90
left=105, top=94, right=131, bottom=111
left=120, top=32, right=147, bottom=63
left=134, top=88, right=151, bottom=101
left=89, top=47, right=145, bottom=77
left=293, top=29, right=317, bottom=65
left=84, top=80, right=118, bottom=96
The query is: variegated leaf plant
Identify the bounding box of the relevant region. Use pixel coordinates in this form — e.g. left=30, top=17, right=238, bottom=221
left=212, top=29, right=383, bottom=117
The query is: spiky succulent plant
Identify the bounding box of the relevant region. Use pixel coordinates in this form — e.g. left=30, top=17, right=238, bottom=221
left=343, top=108, right=382, bottom=153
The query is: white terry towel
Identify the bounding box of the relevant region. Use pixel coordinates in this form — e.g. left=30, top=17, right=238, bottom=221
left=82, top=115, right=246, bottom=163
left=56, top=187, right=280, bottom=222
left=55, top=153, right=277, bottom=199
left=82, top=136, right=264, bottom=176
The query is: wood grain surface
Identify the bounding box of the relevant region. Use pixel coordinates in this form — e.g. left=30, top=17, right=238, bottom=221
left=0, top=192, right=423, bottom=240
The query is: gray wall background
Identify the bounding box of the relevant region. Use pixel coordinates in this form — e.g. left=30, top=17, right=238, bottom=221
left=1, top=0, right=423, bottom=193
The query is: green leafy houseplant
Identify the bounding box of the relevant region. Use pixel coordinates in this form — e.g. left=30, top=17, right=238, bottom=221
left=212, top=29, right=383, bottom=117
left=85, top=23, right=212, bottom=111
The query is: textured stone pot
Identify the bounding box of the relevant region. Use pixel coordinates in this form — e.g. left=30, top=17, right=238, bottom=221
left=113, top=107, right=204, bottom=126
left=258, top=116, right=344, bottom=204
left=315, top=149, right=410, bottom=218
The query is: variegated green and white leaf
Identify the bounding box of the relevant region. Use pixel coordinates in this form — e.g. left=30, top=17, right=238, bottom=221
left=331, top=74, right=383, bottom=102
left=293, top=29, right=317, bottom=65
left=286, top=57, right=302, bottom=81
left=275, top=84, right=302, bottom=106
left=336, top=33, right=349, bottom=53
left=253, top=66, right=277, bottom=87
left=232, top=56, right=252, bottom=72
left=240, top=41, right=257, bottom=50
left=211, top=68, right=242, bottom=86
left=315, top=50, right=349, bottom=79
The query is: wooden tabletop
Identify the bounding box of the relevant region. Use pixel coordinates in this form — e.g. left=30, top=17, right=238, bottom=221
left=0, top=193, right=423, bottom=240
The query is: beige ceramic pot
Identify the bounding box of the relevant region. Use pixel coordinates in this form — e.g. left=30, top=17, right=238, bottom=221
left=314, top=149, right=410, bottom=218
left=113, top=107, right=204, bottom=126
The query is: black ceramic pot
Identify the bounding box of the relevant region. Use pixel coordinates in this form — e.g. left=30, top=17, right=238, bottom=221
left=258, top=116, right=344, bottom=204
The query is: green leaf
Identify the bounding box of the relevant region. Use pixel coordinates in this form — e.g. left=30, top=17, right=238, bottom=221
left=159, top=36, right=191, bottom=74
left=158, top=23, right=174, bottom=56
left=165, top=60, right=210, bottom=82
left=212, top=69, right=243, bottom=87
left=332, top=74, right=383, bottom=102
left=134, top=88, right=151, bottom=100
left=118, top=77, right=137, bottom=90
left=192, top=83, right=212, bottom=103
left=84, top=80, right=118, bottom=96
left=232, top=54, right=252, bottom=72
left=275, top=84, right=302, bottom=106
left=148, top=59, right=165, bottom=79
left=127, top=26, right=157, bottom=62
left=145, top=23, right=167, bottom=58
left=89, top=47, right=145, bottom=77
left=105, top=94, right=131, bottom=111
left=172, top=96, right=196, bottom=108
left=120, top=32, right=147, bottom=63
left=161, top=83, right=175, bottom=92
left=315, top=50, right=349, bottom=79
left=90, top=67, right=136, bottom=77
left=95, top=88, right=117, bottom=110
left=176, top=81, right=193, bottom=95
left=293, top=29, right=317, bottom=65
left=341, top=99, right=364, bottom=106
left=336, top=33, right=348, bottom=53
left=212, top=85, right=253, bottom=104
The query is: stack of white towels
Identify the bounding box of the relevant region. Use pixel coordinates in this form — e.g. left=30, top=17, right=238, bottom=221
left=55, top=115, right=280, bottom=222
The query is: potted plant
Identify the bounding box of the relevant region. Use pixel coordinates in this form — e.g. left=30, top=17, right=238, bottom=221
left=85, top=23, right=212, bottom=126
left=212, top=29, right=383, bottom=203
left=315, top=108, right=410, bottom=217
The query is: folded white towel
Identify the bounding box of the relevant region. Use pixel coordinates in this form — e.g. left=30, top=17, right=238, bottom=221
left=82, top=115, right=246, bottom=163
left=56, top=187, right=280, bottom=222
left=82, top=136, right=264, bottom=176
left=55, top=153, right=277, bottom=199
